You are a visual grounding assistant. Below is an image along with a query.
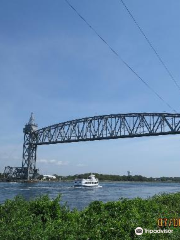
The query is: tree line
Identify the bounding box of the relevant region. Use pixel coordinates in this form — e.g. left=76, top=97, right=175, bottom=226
left=53, top=173, right=180, bottom=182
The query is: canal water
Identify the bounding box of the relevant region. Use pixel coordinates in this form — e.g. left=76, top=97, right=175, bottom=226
left=0, top=181, right=179, bottom=210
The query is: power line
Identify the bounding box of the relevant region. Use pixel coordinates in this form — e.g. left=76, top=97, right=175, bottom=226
left=65, top=0, right=176, bottom=113
left=120, top=0, right=180, bottom=92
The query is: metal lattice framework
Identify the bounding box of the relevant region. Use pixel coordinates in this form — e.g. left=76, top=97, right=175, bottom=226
left=35, top=113, right=180, bottom=145
left=4, top=113, right=180, bottom=180
left=4, top=166, right=25, bottom=179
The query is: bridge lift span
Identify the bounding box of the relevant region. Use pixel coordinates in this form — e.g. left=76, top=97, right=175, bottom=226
left=4, top=112, right=180, bottom=180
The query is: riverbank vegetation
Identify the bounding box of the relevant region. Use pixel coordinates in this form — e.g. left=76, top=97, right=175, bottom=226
left=54, top=173, right=180, bottom=183
left=0, top=173, right=4, bottom=180
left=1, top=172, right=180, bottom=183
left=1, top=192, right=180, bottom=239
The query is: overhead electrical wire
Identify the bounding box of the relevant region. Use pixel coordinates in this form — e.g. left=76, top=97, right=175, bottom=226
left=120, top=0, right=180, bottom=92
left=65, top=0, right=176, bottom=113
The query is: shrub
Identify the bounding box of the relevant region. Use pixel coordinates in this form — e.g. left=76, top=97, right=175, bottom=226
left=0, top=193, right=180, bottom=239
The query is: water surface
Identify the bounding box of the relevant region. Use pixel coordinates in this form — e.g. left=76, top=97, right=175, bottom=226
left=0, top=181, right=179, bottom=210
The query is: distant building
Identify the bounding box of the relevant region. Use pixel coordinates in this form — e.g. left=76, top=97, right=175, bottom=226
left=127, top=171, right=131, bottom=176
left=43, top=175, right=56, bottom=180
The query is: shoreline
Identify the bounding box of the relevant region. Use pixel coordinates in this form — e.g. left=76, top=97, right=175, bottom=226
left=0, top=179, right=180, bottom=183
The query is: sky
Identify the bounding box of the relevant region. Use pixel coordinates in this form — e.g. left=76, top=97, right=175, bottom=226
left=1, top=0, right=180, bottom=177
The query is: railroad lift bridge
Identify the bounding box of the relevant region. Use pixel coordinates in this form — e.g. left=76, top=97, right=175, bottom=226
left=4, top=112, right=180, bottom=180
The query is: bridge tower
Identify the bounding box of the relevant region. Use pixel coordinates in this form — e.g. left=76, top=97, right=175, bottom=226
left=22, top=113, right=39, bottom=180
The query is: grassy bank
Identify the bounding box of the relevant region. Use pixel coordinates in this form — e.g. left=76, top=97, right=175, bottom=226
left=1, top=193, right=180, bottom=239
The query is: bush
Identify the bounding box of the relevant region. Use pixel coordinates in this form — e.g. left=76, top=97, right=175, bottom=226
left=0, top=193, right=180, bottom=239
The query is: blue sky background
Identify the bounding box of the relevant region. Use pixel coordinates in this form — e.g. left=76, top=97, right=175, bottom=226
left=1, top=0, right=180, bottom=177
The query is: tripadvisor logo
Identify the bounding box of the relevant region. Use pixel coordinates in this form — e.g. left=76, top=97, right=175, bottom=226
left=135, top=227, right=143, bottom=235
left=135, top=227, right=173, bottom=235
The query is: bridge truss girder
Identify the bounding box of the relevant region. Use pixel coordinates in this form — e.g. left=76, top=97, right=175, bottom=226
left=4, top=166, right=26, bottom=180
left=35, top=113, right=180, bottom=145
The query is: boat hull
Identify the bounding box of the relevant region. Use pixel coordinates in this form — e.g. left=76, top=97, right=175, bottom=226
left=74, top=174, right=99, bottom=187
left=74, top=183, right=99, bottom=187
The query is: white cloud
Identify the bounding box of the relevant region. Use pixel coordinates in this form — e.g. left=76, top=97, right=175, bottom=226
left=38, top=159, right=48, bottom=163
left=37, top=158, right=69, bottom=166
left=76, top=163, right=87, bottom=167
left=49, top=159, right=56, bottom=163
left=56, top=161, right=68, bottom=166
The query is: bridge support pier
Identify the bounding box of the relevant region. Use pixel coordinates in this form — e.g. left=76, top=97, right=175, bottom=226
left=22, top=113, right=39, bottom=180
left=4, top=113, right=39, bottom=181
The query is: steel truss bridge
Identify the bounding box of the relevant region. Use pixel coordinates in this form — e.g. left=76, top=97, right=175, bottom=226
left=4, top=112, right=180, bottom=180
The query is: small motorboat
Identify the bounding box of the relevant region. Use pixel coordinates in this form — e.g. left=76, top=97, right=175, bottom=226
left=74, top=174, right=99, bottom=187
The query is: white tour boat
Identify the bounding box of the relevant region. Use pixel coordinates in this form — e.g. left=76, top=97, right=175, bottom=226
left=74, top=174, right=99, bottom=187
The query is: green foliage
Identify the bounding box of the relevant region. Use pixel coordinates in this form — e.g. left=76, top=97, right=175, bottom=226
left=1, top=193, right=180, bottom=239
left=56, top=173, right=180, bottom=182
left=0, top=173, right=4, bottom=179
